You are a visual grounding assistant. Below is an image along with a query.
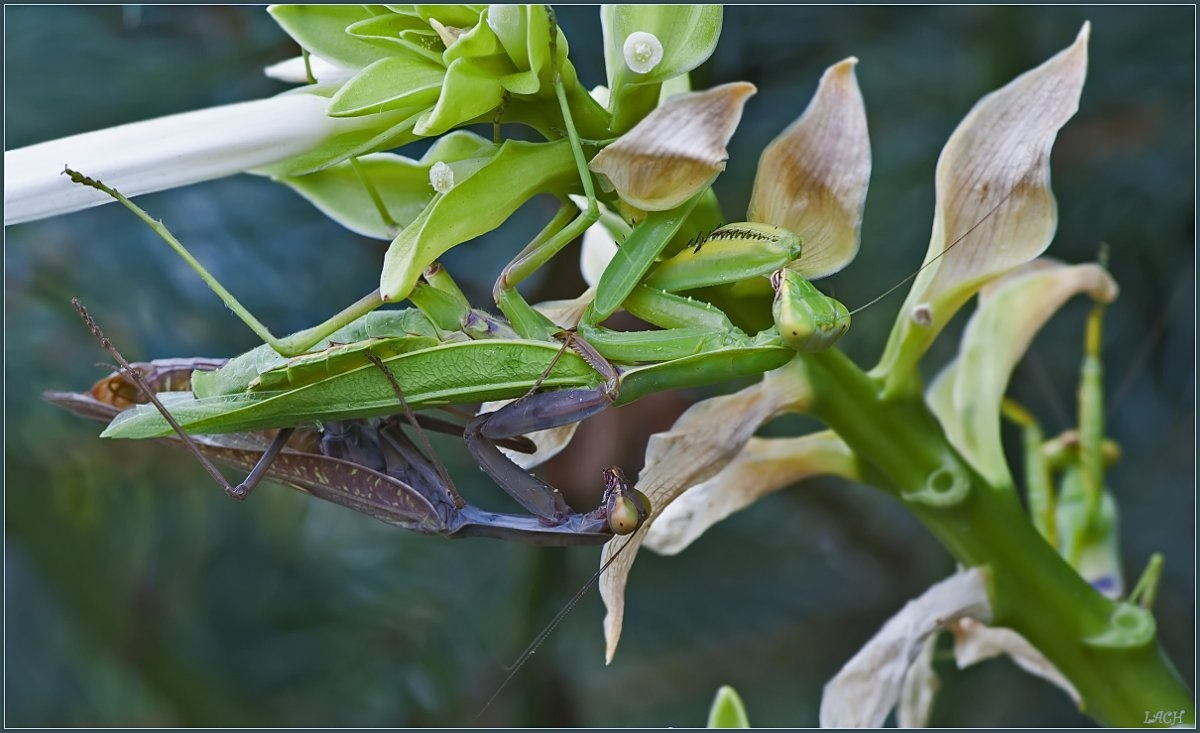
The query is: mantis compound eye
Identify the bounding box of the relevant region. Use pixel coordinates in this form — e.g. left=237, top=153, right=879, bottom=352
left=607, top=490, right=653, bottom=535
left=602, top=467, right=652, bottom=535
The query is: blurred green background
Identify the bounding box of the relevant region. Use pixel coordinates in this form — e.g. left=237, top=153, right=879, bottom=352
left=4, top=6, right=1193, bottom=727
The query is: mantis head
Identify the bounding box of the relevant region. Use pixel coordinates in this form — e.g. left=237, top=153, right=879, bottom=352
left=771, top=268, right=851, bottom=352
left=603, top=466, right=652, bottom=535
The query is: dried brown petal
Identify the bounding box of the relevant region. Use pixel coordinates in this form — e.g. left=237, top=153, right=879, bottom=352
left=644, top=432, right=859, bottom=556
left=749, top=58, right=870, bottom=278
left=599, top=358, right=815, bottom=662
left=589, top=82, right=755, bottom=211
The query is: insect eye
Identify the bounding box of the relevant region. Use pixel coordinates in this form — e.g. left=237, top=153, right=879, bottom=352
left=607, top=496, right=640, bottom=534
left=607, top=490, right=653, bottom=535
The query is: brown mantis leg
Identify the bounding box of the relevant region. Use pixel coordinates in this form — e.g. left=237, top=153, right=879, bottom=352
left=72, top=296, right=295, bottom=501
left=463, top=335, right=650, bottom=531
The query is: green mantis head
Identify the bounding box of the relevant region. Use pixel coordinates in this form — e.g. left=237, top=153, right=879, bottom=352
left=771, top=268, right=851, bottom=352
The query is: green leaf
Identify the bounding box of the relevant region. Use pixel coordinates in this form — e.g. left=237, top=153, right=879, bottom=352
left=443, top=9, right=504, bottom=63
left=413, top=55, right=509, bottom=135
left=485, top=4, right=568, bottom=97
left=275, top=131, right=495, bottom=239
left=327, top=55, right=446, bottom=117
left=707, top=686, right=751, bottom=728
left=412, top=4, right=485, bottom=28
left=345, top=13, right=445, bottom=64
left=379, top=139, right=578, bottom=301
left=601, top=6, right=722, bottom=131
left=279, top=153, right=430, bottom=239
left=346, top=11, right=428, bottom=44
left=269, top=5, right=397, bottom=69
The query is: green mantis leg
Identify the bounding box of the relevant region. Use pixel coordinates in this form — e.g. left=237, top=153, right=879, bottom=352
left=1001, top=398, right=1058, bottom=548
left=348, top=156, right=400, bottom=237
left=492, top=7, right=600, bottom=341
left=63, top=168, right=384, bottom=357
left=579, top=221, right=852, bottom=365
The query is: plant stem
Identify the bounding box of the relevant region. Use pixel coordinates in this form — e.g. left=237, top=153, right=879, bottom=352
left=800, top=348, right=1194, bottom=727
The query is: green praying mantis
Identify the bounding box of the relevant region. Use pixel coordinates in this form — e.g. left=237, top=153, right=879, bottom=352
left=48, top=182, right=851, bottom=544
left=46, top=1, right=1010, bottom=548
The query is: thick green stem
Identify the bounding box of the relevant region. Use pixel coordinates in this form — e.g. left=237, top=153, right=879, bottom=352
left=801, top=348, right=1194, bottom=727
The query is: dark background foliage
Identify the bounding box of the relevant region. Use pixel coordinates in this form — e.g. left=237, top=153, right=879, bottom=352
left=4, top=5, right=1193, bottom=727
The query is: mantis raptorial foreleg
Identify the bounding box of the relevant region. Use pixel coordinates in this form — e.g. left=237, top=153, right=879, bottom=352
left=575, top=219, right=852, bottom=367
left=362, top=325, right=651, bottom=534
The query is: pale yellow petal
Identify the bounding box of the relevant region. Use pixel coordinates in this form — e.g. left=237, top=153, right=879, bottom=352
left=600, top=358, right=814, bottom=663
left=819, top=568, right=992, bottom=728
left=643, top=432, right=859, bottom=556
left=926, top=24, right=1089, bottom=299
left=951, top=617, right=1081, bottom=706
left=580, top=224, right=619, bottom=288
left=875, top=24, right=1090, bottom=383
left=589, top=82, right=755, bottom=211
left=926, top=259, right=1117, bottom=488
left=749, top=58, right=870, bottom=279
left=897, top=634, right=940, bottom=728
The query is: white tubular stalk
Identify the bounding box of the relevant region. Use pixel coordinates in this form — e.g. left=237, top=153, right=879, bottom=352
left=5, top=92, right=366, bottom=226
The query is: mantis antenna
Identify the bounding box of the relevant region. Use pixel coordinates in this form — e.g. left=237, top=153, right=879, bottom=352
left=474, top=530, right=644, bottom=722
left=71, top=296, right=295, bottom=500
left=847, top=185, right=1021, bottom=317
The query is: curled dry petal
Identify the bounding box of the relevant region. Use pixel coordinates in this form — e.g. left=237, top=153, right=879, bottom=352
left=643, top=432, right=860, bottom=556
left=876, top=24, right=1090, bottom=382
left=897, top=634, right=940, bottom=728
left=951, top=617, right=1081, bottom=706
left=926, top=259, right=1117, bottom=488
left=588, top=82, right=756, bottom=211
left=819, top=568, right=992, bottom=728
left=600, top=358, right=815, bottom=662
left=922, top=25, right=1089, bottom=298
left=748, top=58, right=870, bottom=279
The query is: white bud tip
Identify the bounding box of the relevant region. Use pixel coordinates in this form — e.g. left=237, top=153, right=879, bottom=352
left=429, top=161, right=454, bottom=194
left=590, top=84, right=612, bottom=108
left=911, top=303, right=933, bottom=327
left=623, top=31, right=664, bottom=75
